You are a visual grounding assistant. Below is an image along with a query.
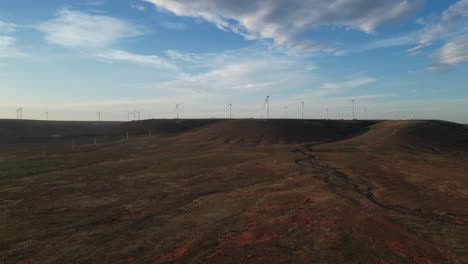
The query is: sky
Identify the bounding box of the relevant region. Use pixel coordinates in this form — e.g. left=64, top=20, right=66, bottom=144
left=0, top=0, right=467, bottom=122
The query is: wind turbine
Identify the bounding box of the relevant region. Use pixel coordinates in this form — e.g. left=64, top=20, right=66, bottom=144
left=301, top=101, right=304, bottom=120
left=326, top=107, right=329, bottom=120
left=284, top=106, right=288, bottom=119
left=176, top=104, right=180, bottom=119
left=351, top=99, right=356, bottom=120
left=98, top=112, right=101, bottom=121
left=45, top=111, right=49, bottom=121
left=136, top=111, right=141, bottom=121
left=16, top=107, right=23, bottom=120
left=227, top=104, right=232, bottom=120
left=128, top=111, right=135, bottom=121
left=264, top=96, right=270, bottom=120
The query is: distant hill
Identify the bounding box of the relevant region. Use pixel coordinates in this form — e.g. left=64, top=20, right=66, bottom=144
left=0, top=119, right=224, bottom=144
left=0, top=119, right=123, bottom=144
left=1, top=119, right=467, bottom=151
left=175, top=119, right=378, bottom=144
left=118, top=119, right=224, bottom=136
left=338, top=120, right=468, bottom=152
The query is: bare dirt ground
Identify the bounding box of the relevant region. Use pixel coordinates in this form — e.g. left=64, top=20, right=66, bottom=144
left=0, top=120, right=467, bottom=263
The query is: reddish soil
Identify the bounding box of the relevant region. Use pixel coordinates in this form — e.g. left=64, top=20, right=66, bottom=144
left=1, top=119, right=467, bottom=263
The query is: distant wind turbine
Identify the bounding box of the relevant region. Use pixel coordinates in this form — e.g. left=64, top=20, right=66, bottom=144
left=227, top=104, right=232, bottom=120
left=301, top=101, right=304, bottom=120
left=284, top=106, right=288, bottom=119
left=16, top=107, right=23, bottom=120
left=176, top=104, right=180, bottom=119
left=264, top=96, right=270, bottom=120
left=128, top=111, right=135, bottom=121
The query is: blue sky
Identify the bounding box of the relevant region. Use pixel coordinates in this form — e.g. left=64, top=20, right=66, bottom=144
left=1, top=0, right=467, bottom=122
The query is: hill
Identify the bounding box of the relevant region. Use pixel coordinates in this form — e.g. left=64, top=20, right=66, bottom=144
left=119, top=119, right=224, bottom=136
left=334, top=120, right=468, bottom=152
left=175, top=119, right=378, bottom=144
left=0, top=119, right=467, bottom=263
left=0, top=119, right=123, bottom=144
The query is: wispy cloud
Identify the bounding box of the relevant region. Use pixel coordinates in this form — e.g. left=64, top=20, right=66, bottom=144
left=96, top=49, right=176, bottom=69
left=428, top=34, right=468, bottom=72
left=320, top=77, right=377, bottom=94
left=37, top=8, right=143, bottom=48
left=0, top=21, right=16, bottom=34
left=363, top=33, right=418, bottom=51
left=131, top=4, right=146, bottom=11
left=144, top=0, right=421, bottom=46
left=288, top=40, right=346, bottom=56
left=0, top=36, right=25, bottom=58
left=161, top=21, right=187, bottom=31
left=417, top=0, right=468, bottom=46
left=146, top=60, right=292, bottom=92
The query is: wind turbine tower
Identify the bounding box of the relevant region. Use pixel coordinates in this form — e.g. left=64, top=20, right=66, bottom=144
left=227, top=104, right=232, bottom=120
left=176, top=104, right=180, bottom=120
left=45, top=112, right=49, bottom=121
left=284, top=106, right=288, bottom=119
left=301, top=101, right=304, bottom=120
left=264, top=96, right=270, bottom=120
left=16, top=108, right=23, bottom=120
left=98, top=112, right=101, bottom=121
left=352, top=99, right=356, bottom=120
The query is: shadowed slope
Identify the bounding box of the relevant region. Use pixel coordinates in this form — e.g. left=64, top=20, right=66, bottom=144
left=175, top=119, right=378, bottom=144
left=0, top=119, right=123, bottom=144
left=119, top=119, right=224, bottom=136
left=339, top=120, right=468, bottom=152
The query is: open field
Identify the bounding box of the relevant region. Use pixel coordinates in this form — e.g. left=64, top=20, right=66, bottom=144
left=1, top=119, right=467, bottom=263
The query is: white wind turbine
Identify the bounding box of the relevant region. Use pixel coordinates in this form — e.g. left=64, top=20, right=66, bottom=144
left=176, top=104, right=180, bottom=119
left=264, top=96, right=270, bottom=120
left=227, top=104, right=232, bottom=120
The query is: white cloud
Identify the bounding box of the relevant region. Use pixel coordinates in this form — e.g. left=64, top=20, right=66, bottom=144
left=144, top=0, right=420, bottom=45
left=418, top=0, right=468, bottom=45
left=147, top=59, right=296, bottom=92
left=401, top=0, right=468, bottom=69
left=320, top=77, right=377, bottom=94
left=96, top=49, right=176, bottom=69
left=131, top=4, right=146, bottom=11
left=0, top=36, right=24, bottom=58
left=0, top=21, right=16, bottom=34
left=161, top=21, right=187, bottom=30
left=364, top=33, right=418, bottom=50
left=428, top=35, right=468, bottom=72
left=37, top=9, right=143, bottom=48
left=288, top=40, right=345, bottom=56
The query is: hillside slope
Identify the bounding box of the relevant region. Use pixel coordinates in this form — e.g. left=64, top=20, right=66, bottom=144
left=0, top=119, right=123, bottom=144
left=175, top=119, right=378, bottom=144
left=336, top=120, right=468, bottom=152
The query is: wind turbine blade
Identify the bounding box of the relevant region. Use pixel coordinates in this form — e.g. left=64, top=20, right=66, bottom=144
left=264, top=96, right=269, bottom=107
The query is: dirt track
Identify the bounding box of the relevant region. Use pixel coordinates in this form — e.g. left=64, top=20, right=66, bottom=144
left=303, top=144, right=468, bottom=228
